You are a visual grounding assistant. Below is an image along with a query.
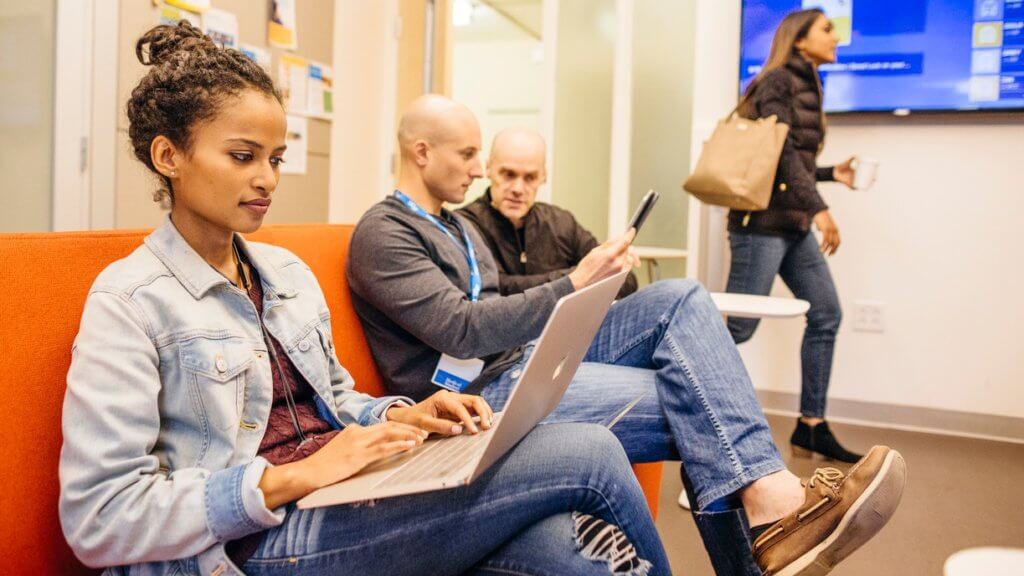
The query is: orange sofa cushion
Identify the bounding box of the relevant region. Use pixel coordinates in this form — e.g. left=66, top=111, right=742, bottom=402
left=0, top=224, right=661, bottom=575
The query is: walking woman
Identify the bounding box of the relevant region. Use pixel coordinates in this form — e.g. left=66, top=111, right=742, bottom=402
left=58, top=22, right=669, bottom=576
left=727, top=8, right=863, bottom=462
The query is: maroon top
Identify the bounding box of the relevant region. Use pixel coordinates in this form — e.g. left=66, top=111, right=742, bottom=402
left=248, top=264, right=340, bottom=464
left=228, top=263, right=339, bottom=565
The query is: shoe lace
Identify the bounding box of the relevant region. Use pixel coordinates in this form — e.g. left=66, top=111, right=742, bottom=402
left=808, top=467, right=844, bottom=490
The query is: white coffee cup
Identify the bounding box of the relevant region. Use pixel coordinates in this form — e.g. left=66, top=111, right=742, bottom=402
left=853, top=157, right=879, bottom=190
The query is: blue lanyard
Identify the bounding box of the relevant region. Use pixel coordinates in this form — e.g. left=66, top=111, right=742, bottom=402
left=393, top=190, right=482, bottom=302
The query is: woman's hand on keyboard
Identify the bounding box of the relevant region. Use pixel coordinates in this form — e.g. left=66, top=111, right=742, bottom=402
left=386, top=390, right=494, bottom=436
left=260, top=421, right=427, bottom=507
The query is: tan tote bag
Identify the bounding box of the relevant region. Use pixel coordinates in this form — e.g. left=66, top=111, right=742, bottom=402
left=683, top=111, right=789, bottom=211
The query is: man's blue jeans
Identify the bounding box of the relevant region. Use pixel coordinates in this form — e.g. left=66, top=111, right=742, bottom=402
left=242, top=424, right=669, bottom=575
left=726, top=230, right=842, bottom=418
left=483, top=279, right=786, bottom=575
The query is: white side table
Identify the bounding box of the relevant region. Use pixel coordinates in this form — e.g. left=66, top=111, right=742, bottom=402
left=632, top=246, right=688, bottom=283
left=709, top=292, right=811, bottom=319
left=945, top=547, right=1024, bottom=575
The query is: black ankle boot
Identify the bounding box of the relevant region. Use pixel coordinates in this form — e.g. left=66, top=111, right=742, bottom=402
left=790, top=418, right=863, bottom=463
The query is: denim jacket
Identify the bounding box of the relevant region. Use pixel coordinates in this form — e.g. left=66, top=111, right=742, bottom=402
left=59, top=217, right=410, bottom=576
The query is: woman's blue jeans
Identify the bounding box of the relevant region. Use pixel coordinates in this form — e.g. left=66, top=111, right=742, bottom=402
left=241, top=424, right=670, bottom=576
left=726, top=230, right=843, bottom=418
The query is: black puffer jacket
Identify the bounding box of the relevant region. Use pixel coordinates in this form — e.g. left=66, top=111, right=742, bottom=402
left=728, top=56, right=835, bottom=236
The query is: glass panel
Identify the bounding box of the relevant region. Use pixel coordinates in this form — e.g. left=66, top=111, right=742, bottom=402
left=550, top=0, right=616, bottom=240
left=629, top=0, right=696, bottom=280
left=0, top=2, right=56, bottom=232
left=451, top=0, right=544, bottom=204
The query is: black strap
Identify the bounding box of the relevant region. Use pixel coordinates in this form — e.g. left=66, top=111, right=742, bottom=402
left=232, top=241, right=250, bottom=291
left=236, top=242, right=308, bottom=444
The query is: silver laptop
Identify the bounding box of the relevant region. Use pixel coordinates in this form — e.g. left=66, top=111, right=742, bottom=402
left=298, top=271, right=629, bottom=509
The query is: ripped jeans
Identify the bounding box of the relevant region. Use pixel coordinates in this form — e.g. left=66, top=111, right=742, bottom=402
left=241, top=424, right=669, bottom=576
left=484, top=279, right=787, bottom=575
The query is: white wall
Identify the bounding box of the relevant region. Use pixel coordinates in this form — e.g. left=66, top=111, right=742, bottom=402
left=694, top=1, right=1024, bottom=420
left=550, top=0, right=617, bottom=240
left=0, top=1, right=55, bottom=232
left=628, top=0, right=695, bottom=272
left=452, top=35, right=544, bottom=203
left=688, top=0, right=740, bottom=284
left=329, top=0, right=398, bottom=224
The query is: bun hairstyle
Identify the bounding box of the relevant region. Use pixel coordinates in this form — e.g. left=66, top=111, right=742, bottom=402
left=127, top=21, right=282, bottom=204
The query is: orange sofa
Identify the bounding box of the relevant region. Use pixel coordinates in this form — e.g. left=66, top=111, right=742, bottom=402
left=0, top=224, right=662, bottom=575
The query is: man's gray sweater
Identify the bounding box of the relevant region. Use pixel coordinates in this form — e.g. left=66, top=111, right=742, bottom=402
left=347, top=196, right=575, bottom=401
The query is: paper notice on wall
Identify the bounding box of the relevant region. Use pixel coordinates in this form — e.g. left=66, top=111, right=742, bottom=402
left=268, top=0, right=298, bottom=49
left=307, top=62, right=334, bottom=118
left=165, top=0, right=210, bottom=13
left=159, top=2, right=202, bottom=27
left=278, top=54, right=309, bottom=114
left=239, top=44, right=272, bottom=73
left=281, top=115, right=308, bottom=175
left=203, top=8, right=238, bottom=49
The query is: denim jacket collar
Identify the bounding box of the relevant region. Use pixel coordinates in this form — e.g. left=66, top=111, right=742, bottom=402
left=144, top=215, right=298, bottom=300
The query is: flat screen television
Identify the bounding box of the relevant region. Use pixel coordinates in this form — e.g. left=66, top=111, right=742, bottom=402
left=740, top=0, right=1024, bottom=113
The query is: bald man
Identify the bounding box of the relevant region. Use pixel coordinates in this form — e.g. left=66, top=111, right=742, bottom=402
left=347, top=95, right=905, bottom=576
left=459, top=128, right=638, bottom=298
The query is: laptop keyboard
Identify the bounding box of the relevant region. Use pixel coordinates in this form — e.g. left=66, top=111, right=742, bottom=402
left=375, top=427, right=493, bottom=489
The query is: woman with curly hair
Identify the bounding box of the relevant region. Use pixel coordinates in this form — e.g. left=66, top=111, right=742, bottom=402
left=58, top=22, right=669, bottom=576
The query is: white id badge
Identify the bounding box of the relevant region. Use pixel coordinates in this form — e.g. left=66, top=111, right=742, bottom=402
left=431, top=354, right=485, bottom=392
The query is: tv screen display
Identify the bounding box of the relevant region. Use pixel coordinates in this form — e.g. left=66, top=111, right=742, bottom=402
left=740, top=0, right=1024, bottom=113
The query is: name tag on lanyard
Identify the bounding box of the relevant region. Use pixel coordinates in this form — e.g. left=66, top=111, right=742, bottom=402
left=431, top=354, right=485, bottom=392
left=394, top=190, right=485, bottom=392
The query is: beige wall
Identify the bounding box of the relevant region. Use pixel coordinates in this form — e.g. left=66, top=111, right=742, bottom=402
left=329, top=0, right=397, bottom=223
left=0, top=2, right=55, bottom=232
left=115, top=0, right=334, bottom=228
left=37, top=1, right=454, bottom=230
left=328, top=0, right=453, bottom=224
left=397, top=0, right=452, bottom=110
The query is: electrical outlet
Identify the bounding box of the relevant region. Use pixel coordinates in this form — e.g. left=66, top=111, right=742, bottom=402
left=852, top=300, right=885, bottom=333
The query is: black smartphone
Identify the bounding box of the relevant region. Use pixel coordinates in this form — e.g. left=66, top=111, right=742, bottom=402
left=627, top=189, right=660, bottom=238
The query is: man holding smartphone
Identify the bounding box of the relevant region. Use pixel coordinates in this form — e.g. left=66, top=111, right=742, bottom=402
left=458, top=127, right=640, bottom=299
left=347, top=95, right=906, bottom=576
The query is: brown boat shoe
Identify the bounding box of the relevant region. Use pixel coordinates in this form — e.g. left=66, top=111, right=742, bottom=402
left=753, top=445, right=907, bottom=576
